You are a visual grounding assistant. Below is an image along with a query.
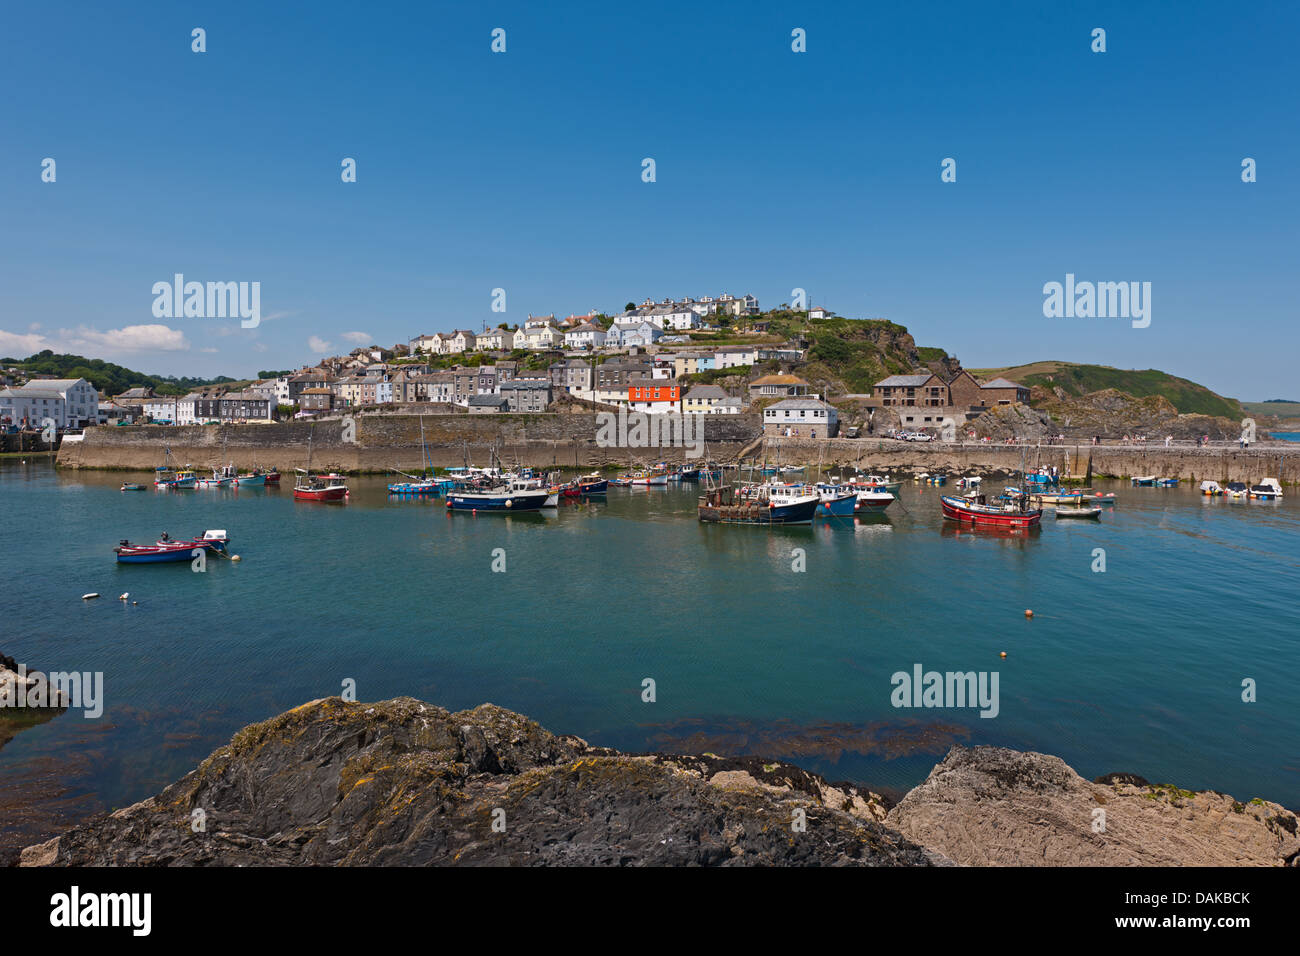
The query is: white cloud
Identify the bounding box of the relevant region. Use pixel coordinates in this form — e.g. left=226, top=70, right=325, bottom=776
left=0, top=329, right=52, bottom=354
left=341, top=331, right=372, bottom=345
left=63, top=324, right=190, bottom=352
left=308, top=335, right=332, bottom=353
left=1, top=324, right=189, bottom=356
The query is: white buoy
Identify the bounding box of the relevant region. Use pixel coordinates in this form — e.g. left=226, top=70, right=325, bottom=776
left=231, top=555, right=241, bottom=562
left=119, top=593, right=129, bottom=602
left=82, top=593, right=99, bottom=600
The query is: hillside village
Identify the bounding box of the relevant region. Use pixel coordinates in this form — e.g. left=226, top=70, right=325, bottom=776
left=0, top=294, right=1254, bottom=442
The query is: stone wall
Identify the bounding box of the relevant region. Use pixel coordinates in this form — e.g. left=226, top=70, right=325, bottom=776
left=761, top=437, right=1300, bottom=484
left=55, top=413, right=764, bottom=472
left=53, top=418, right=1298, bottom=483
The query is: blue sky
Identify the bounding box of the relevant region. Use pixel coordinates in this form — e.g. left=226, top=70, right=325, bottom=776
left=1, top=1, right=1296, bottom=399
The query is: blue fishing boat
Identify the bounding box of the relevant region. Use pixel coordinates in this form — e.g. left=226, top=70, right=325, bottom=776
left=1131, top=476, right=1157, bottom=486
left=813, top=483, right=860, bottom=517
left=698, top=484, right=820, bottom=525
left=445, top=478, right=555, bottom=512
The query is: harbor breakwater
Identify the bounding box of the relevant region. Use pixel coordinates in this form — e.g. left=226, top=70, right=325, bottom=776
left=54, top=414, right=1297, bottom=483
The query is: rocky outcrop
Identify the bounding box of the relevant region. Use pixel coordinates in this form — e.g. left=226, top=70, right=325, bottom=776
left=0, top=652, right=67, bottom=752
left=21, top=697, right=939, bottom=867
left=886, top=746, right=1300, bottom=867
left=1033, top=388, right=1241, bottom=440
left=20, top=700, right=1296, bottom=867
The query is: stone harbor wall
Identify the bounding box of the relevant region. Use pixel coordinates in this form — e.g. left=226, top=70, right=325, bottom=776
left=54, top=416, right=1296, bottom=482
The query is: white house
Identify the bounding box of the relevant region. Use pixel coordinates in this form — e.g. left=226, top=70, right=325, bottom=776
left=605, top=321, right=662, bottom=348
left=17, top=378, right=99, bottom=428
left=449, top=330, right=477, bottom=353
left=715, top=346, right=758, bottom=369
left=140, top=396, right=178, bottom=423
left=522, top=325, right=562, bottom=349
left=477, top=327, right=520, bottom=351
left=524, top=314, right=557, bottom=330
left=175, top=393, right=201, bottom=425
left=563, top=322, right=607, bottom=350
left=0, top=387, right=61, bottom=430
left=762, top=398, right=839, bottom=438
left=644, top=304, right=700, bottom=331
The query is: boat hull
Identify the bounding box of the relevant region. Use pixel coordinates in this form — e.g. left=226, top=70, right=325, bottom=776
left=940, top=495, right=1042, bottom=528
left=817, top=492, right=860, bottom=517
left=445, top=490, right=552, bottom=512
left=294, top=487, right=347, bottom=502
left=235, top=474, right=267, bottom=486
left=699, top=497, right=820, bottom=525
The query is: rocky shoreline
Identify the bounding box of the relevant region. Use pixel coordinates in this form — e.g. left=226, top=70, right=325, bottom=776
left=18, top=696, right=1299, bottom=867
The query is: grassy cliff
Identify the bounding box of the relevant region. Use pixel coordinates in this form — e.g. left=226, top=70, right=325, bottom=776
left=967, top=361, right=1241, bottom=419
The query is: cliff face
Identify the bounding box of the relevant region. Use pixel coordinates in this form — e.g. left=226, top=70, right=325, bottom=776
left=20, top=698, right=1297, bottom=867
left=20, top=697, right=939, bottom=867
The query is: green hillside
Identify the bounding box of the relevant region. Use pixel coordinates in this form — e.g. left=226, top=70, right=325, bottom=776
left=967, top=361, right=1241, bottom=418
left=3, top=351, right=236, bottom=397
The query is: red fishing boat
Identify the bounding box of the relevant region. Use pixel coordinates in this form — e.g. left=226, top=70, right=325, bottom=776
left=940, top=493, right=1042, bottom=529
left=293, top=471, right=347, bottom=502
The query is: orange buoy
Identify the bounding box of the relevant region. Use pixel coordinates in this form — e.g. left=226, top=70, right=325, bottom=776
left=1024, top=609, right=1034, bottom=619
left=1000, top=651, right=1007, bottom=658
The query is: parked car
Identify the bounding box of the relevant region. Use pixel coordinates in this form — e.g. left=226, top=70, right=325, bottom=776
left=907, top=431, right=935, bottom=442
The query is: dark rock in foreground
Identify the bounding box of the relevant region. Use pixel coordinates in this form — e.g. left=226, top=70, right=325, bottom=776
left=21, top=697, right=944, bottom=867
left=21, top=698, right=1298, bottom=867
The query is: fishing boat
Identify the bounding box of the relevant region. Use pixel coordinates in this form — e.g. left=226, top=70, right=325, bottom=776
left=387, top=415, right=453, bottom=496
left=293, top=431, right=347, bottom=501
left=617, top=469, right=669, bottom=486
left=294, top=470, right=348, bottom=502
left=195, top=465, right=235, bottom=489
left=698, top=484, right=820, bottom=525
left=261, top=469, right=280, bottom=484
left=1131, top=476, right=1157, bottom=486
left=1156, top=477, right=1179, bottom=487
left=120, top=482, right=146, bottom=491
left=115, top=530, right=229, bottom=563
left=1091, top=492, right=1118, bottom=504
left=445, top=477, right=554, bottom=512
left=575, top=472, right=609, bottom=495
left=1200, top=480, right=1224, bottom=496
left=941, top=492, right=1042, bottom=529
left=956, top=476, right=982, bottom=489
left=1225, top=481, right=1249, bottom=499
left=234, top=468, right=270, bottom=487
left=812, top=483, right=861, bottom=517
left=153, top=466, right=195, bottom=489
left=845, top=474, right=902, bottom=496
left=1054, top=505, right=1102, bottom=520
left=1024, top=471, right=1060, bottom=490
left=1249, top=478, right=1284, bottom=500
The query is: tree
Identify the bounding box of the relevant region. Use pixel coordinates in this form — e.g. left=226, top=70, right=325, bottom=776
left=624, top=302, right=635, bottom=312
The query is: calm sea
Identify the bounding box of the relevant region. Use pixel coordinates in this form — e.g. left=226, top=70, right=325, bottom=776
left=2, top=460, right=1298, bottom=850
left=1273, top=433, right=1300, bottom=442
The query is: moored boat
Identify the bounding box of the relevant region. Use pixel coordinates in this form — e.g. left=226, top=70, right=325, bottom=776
left=813, top=483, right=860, bottom=517
left=940, top=493, right=1042, bottom=529
left=115, top=530, right=229, bottom=563
left=1200, top=480, right=1224, bottom=496
left=445, top=477, right=554, bottom=512
left=1249, top=478, right=1284, bottom=500
left=1225, top=481, right=1249, bottom=499
left=698, top=484, right=820, bottom=525
left=294, top=469, right=348, bottom=502
left=1054, top=506, right=1102, bottom=519
left=120, top=483, right=146, bottom=491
